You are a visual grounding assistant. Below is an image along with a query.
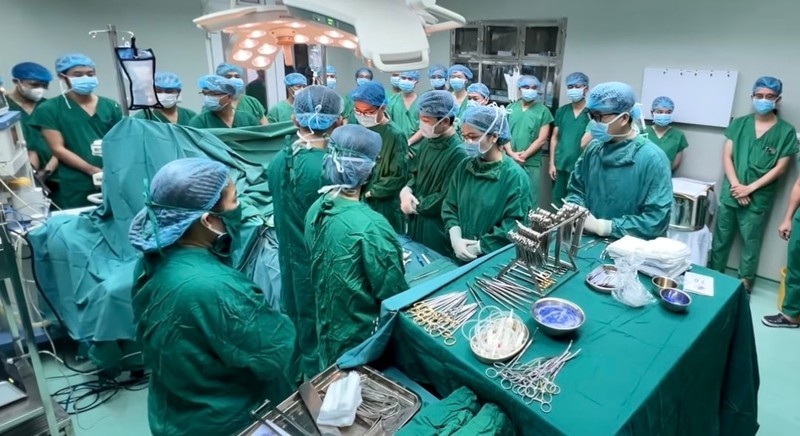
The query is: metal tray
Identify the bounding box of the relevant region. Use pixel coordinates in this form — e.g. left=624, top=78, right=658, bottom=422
left=585, top=264, right=619, bottom=294
left=239, top=366, right=420, bottom=436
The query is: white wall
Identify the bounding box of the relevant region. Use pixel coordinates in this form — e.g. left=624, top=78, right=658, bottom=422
left=0, top=0, right=209, bottom=110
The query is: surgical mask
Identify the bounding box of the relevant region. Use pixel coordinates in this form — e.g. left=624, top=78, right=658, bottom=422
left=203, top=95, right=227, bottom=112
left=753, top=98, right=775, bottom=115
left=449, top=78, right=466, bottom=92
left=68, top=76, right=98, bottom=95
left=356, top=77, right=370, bottom=86
left=157, top=93, right=179, bottom=109
left=467, top=100, right=481, bottom=108
left=464, top=135, right=491, bottom=157
left=430, top=78, right=446, bottom=89
left=207, top=204, right=242, bottom=258
left=355, top=113, right=379, bottom=128
left=589, top=113, right=628, bottom=143
left=398, top=79, right=415, bottom=93
left=653, top=113, right=672, bottom=127
left=521, top=89, right=538, bottom=102
left=228, top=78, right=244, bottom=88
left=567, top=88, right=585, bottom=103
left=390, top=76, right=401, bottom=88
left=419, top=118, right=445, bottom=139
left=326, top=78, right=337, bottom=90
left=20, top=85, right=45, bottom=102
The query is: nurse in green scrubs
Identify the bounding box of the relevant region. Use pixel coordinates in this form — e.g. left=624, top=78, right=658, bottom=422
left=506, top=75, right=554, bottom=208
left=448, top=65, right=473, bottom=120
left=189, top=75, right=260, bottom=129
left=341, top=67, right=373, bottom=125
left=29, top=53, right=123, bottom=209
left=549, top=72, right=591, bottom=207
left=425, top=64, right=448, bottom=94
left=386, top=71, right=421, bottom=140
left=267, top=73, right=307, bottom=123
left=134, top=72, right=196, bottom=125
left=216, top=63, right=267, bottom=125
left=644, top=96, right=688, bottom=171
left=709, top=76, right=799, bottom=291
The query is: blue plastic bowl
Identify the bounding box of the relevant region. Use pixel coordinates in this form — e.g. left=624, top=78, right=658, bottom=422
left=659, top=288, right=692, bottom=313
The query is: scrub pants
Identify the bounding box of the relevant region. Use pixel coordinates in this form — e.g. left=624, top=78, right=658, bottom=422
left=524, top=164, right=541, bottom=209
left=552, top=169, right=571, bottom=208
left=782, top=211, right=800, bottom=318
left=708, top=202, right=768, bottom=282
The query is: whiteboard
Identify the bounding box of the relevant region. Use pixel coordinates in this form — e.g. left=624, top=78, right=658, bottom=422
left=640, top=68, right=738, bottom=128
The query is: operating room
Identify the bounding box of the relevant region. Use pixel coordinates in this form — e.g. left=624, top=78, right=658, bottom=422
left=0, top=0, right=797, bottom=435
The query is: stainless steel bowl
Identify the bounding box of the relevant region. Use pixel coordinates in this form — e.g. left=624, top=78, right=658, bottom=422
left=652, top=276, right=678, bottom=294
left=531, top=298, right=585, bottom=337
left=659, top=288, right=692, bottom=313
left=586, top=264, right=619, bottom=294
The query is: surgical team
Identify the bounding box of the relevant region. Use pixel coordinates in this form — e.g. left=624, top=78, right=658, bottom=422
left=5, top=53, right=800, bottom=434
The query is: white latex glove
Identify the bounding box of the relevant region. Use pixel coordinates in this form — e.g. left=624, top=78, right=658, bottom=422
left=466, top=240, right=482, bottom=257
left=400, top=186, right=419, bottom=215
left=584, top=214, right=612, bottom=237
left=449, top=227, right=479, bottom=261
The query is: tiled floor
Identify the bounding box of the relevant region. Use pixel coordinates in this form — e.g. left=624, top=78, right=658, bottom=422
left=42, top=280, right=798, bottom=436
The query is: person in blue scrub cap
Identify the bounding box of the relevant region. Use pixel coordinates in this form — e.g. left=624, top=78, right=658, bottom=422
left=267, top=72, right=308, bottom=123
left=709, top=76, right=798, bottom=291
left=427, top=64, right=448, bottom=92
left=189, top=75, right=260, bottom=129
left=340, top=67, right=374, bottom=125
left=466, top=83, right=490, bottom=107
left=355, top=67, right=373, bottom=87
left=549, top=72, right=592, bottom=207
left=7, top=62, right=56, bottom=178
left=134, top=72, right=197, bottom=126
left=448, top=64, right=474, bottom=118
left=325, top=65, right=337, bottom=90
left=386, top=71, right=421, bottom=140
left=215, top=63, right=267, bottom=124
left=564, top=81, right=673, bottom=240
left=644, top=96, right=688, bottom=171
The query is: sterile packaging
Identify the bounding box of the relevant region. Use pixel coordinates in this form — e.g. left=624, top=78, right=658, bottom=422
left=612, top=253, right=657, bottom=308
left=317, top=372, right=362, bottom=427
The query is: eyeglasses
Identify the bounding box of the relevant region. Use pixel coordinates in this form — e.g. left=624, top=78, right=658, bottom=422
left=588, top=111, right=618, bottom=122
left=753, top=93, right=779, bottom=101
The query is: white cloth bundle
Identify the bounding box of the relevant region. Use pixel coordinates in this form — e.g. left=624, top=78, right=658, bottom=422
left=607, top=236, right=692, bottom=278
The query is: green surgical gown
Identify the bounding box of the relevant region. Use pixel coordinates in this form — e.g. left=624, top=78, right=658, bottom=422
left=782, top=208, right=800, bottom=318
left=507, top=100, right=554, bottom=207
left=267, top=100, right=294, bottom=124
left=342, top=94, right=358, bottom=125
left=442, top=155, right=532, bottom=261
left=644, top=125, right=688, bottom=164
left=237, top=94, right=267, bottom=120
left=134, top=106, right=197, bottom=126
left=366, top=122, right=409, bottom=233
left=7, top=97, right=54, bottom=175
left=396, top=387, right=480, bottom=436
left=564, top=135, right=673, bottom=240
left=406, top=133, right=467, bottom=257
left=386, top=93, right=419, bottom=139
left=267, top=142, right=329, bottom=379
left=188, top=110, right=260, bottom=129
left=552, top=104, right=589, bottom=206
left=304, top=194, right=408, bottom=369
left=709, top=114, right=798, bottom=281
left=132, top=247, right=297, bottom=436
left=28, top=95, right=122, bottom=209
left=245, top=79, right=268, bottom=109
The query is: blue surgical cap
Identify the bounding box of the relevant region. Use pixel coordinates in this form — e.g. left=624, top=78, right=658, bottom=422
left=294, top=85, right=342, bottom=131
left=215, top=63, right=244, bottom=77
left=566, top=72, right=589, bottom=87
left=518, top=75, right=541, bottom=89
left=324, top=125, right=381, bottom=188
left=285, top=72, right=308, bottom=87
left=651, top=96, right=675, bottom=111
left=355, top=67, right=373, bottom=80
left=129, top=158, right=230, bottom=253
left=587, top=82, right=637, bottom=114
left=326, top=65, right=336, bottom=75
left=418, top=90, right=457, bottom=118
left=198, top=75, right=243, bottom=96
left=467, top=83, right=490, bottom=99
left=11, top=62, right=53, bottom=83
left=350, top=81, right=387, bottom=107
left=448, top=65, right=473, bottom=80
left=462, top=105, right=512, bottom=145
left=753, top=76, right=782, bottom=95
left=400, top=71, right=420, bottom=81
left=154, top=72, right=182, bottom=91
left=428, top=64, right=447, bottom=78
left=55, top=53, right=95, bottom=74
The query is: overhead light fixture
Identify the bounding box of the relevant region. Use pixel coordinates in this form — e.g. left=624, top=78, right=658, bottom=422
left=232, top=50, right=253, bottom=61
left=325, top=30, right=344, bottom=39
left=239, top=38, right=258, bottom=49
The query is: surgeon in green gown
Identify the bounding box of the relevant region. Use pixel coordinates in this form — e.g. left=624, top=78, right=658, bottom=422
left=709, top=76, right=798, bottom=291
left=506, top=75, right=554, bottom=208
left=350, top=81, right=409, bottom=232
left=29, top=53, right=123, bottom=209
left=267, top=85, right=342, bottom=379
left=216, top=63, right=267, bottom=125
left=129, top=158, right=298, bottom=436
left=267, top=73, right=308, bottom=123
left=443, top=105, right=532, bottom=263
left=549, top=72, right=592, bottom=207
left=305, top=125, right=408, bottom=369
left=386, top=70, right=421, bottom=141
left=644, top=96, right=689, bottom=171
left=341, top=67, right=373, bottom=125
left=400, top=91, right=467, bottom=258
left=134, top=72, right=196, bottom=125
left=189, top=75, right=260, bottom=129
left=565, top=82, right=673, bottom=240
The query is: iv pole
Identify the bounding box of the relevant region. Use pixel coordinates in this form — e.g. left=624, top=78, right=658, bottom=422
left=89, top=25, right=134, bottom=117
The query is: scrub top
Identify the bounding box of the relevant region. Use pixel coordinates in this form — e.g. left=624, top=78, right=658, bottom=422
left=341, top=95, right=359, bottom=125
left=7, top=97, right=52, bottom=173
left=29, top=95, right=123, bottom=209
left=644, top=125, right=689, bottom=164
left=365, top=121, right=409, bottom=233
left=237, top=95, right=267, bottom=120
left=267, top=100, right=294, bottom=124
left=553, top=104, right=590, bottom=171
left=719, top=114, right=798, bottom=213
left=386, top=93, right=420, bottom=139
left=507, top=100, right=554, bottom=167
left=245, top=79, right=268, bottom=109
left=134, top=107, right=197, bottom=126
left=188, top=110, right=260, bottom=129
